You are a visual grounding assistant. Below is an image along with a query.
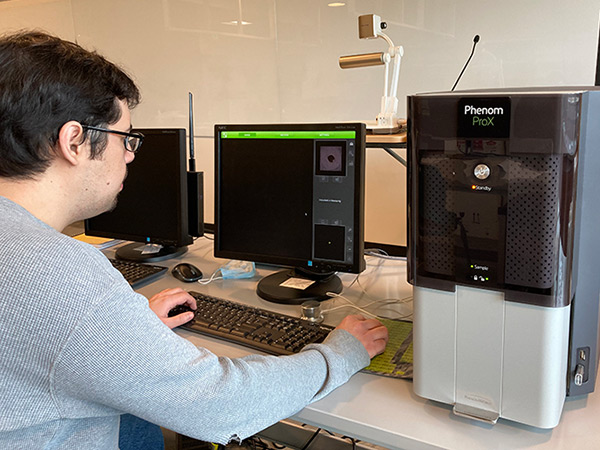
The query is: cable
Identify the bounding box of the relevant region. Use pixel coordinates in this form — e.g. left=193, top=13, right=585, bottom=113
left=341, top=436, right=359, bottom=450
left=246, top=436, right=272, bottom=449
left=323, top=293, right=380, bottom=318
left=364, top=248, right=406, bottom=261
left=323, top=292, right=412, bottom=320
left=300, top=428, right=322, bottom=450
left=196, top=269, right=223, bottom=285
left=319, top=249, right=414, bottom=320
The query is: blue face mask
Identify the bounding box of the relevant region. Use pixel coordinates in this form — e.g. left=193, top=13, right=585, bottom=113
left=219, top=260, right=256, bottom=279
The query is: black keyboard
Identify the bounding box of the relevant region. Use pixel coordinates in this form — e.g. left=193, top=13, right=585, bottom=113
left=170, top=291, right=334, bottom=355
left=109, top=258, right=168, bottom=288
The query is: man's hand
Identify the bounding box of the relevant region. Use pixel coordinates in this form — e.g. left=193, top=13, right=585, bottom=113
left=148, top=288, right=197, bottom=329
left=335, top=315, right=389, bottom=358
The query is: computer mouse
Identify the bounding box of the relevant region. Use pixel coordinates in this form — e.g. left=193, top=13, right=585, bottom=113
left=171, top=263, right=203, bottom=282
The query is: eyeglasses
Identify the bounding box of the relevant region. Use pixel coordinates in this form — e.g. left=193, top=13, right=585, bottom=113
left=82, top=125, right=144, bottom=153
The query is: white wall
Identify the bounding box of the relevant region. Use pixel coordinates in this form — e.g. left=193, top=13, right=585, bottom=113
left=1, top=0, right=599, bottom=248
left=0, top=0, right=75, bottom=37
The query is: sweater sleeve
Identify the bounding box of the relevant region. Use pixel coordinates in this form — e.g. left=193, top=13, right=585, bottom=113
left=51, top=283, right=369, bottom=445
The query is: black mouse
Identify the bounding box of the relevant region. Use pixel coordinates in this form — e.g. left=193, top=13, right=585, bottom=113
left=171, top=263, right=203, bottom=282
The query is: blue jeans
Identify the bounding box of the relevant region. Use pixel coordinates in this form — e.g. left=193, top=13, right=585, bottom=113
left=119, top=414, right=165, bottom=450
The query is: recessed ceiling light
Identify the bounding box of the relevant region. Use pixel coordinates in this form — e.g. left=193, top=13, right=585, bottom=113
left=328, top=2, right=346, bottom=7
left=222, top=20, right=252, bottom=26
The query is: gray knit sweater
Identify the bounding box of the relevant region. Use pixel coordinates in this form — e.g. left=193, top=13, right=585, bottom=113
left=0, top=196, right=369, bottom=449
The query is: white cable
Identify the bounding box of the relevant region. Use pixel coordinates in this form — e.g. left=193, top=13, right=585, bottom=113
left=322, top=292, right=380, bottom=319
left=322, top=250, right=413, bottom=321
left=196, top=269, right=224, bottom=285
left=322, top=291, right=413, bottom=321
left=361, top=295, right=413, bottom=308
left=364, top=251, right=407, bottom=261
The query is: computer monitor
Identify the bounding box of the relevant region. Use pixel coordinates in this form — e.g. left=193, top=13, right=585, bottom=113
left=214, top=123, right=366, bottom=304
left=85, top=128, right=193, bottom=262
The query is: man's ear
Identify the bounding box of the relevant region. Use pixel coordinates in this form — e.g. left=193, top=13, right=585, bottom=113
left=56, top=121, right=87, bottom=166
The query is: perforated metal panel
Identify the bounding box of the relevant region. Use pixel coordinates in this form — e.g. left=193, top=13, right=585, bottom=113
left=421, top=156, right=455, bottom=276
left=419, top=153, right=563, bottom=292
left=505, top=155, right=561, bottom=289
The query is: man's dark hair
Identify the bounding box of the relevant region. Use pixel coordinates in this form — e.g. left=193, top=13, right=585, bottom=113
left=0, top=30, right=141, bottom=178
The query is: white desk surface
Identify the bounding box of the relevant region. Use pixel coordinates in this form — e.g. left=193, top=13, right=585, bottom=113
left=126, top=237, right=600, bottom=450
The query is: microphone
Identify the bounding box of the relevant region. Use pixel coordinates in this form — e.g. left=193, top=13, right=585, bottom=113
left=451, top=35, right=480, bottom=91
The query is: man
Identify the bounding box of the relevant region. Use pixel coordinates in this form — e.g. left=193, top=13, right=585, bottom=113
left=0, top=31, right=389, bottom=448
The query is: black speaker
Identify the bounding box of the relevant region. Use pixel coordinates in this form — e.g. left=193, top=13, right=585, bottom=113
left=187, top=171, right=204, bottom=237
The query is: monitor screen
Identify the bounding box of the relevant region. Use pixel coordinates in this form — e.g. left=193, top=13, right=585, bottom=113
left=85, top=128, right=193, bottom=262
left=214, top=123, right=366, bottom=304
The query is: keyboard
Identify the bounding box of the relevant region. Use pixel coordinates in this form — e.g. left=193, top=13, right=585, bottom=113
left=109, top=258, right=168, bottom=288
left=169, top=291, right=334, bottom=355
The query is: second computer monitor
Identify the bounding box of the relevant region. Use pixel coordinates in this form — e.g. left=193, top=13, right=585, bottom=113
left=85, top=128, right=193, bottom=262
left=214, top=123, right=366, bottom=304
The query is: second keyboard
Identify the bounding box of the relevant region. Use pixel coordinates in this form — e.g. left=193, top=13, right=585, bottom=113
left=109, top=258, right=167, bottom=288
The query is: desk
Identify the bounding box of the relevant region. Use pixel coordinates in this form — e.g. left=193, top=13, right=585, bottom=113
left=366, top=132, right=407, bottom=168
left=127, top=238, right=600, bottom=450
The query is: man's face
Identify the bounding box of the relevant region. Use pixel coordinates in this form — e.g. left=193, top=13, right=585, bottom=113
left=80, top=100, right=136, bottom=219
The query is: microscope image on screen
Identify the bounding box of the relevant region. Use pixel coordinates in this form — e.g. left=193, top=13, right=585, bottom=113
left=316, top=142, right=346, bottom=176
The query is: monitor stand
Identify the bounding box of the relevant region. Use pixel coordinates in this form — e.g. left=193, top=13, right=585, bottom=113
left=115, top=242, right=188, bottom=263
left=256, top=268, right=342, bottom=305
